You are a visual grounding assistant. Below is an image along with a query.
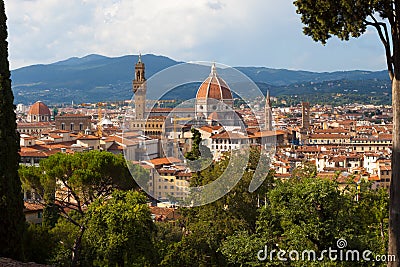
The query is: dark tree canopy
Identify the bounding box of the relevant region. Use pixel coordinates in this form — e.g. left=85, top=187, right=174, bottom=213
left=0, top=0, right=25, bottom=260
left=294, top=0, right=396, bottom=79
left=19, top=151, right=137, bottom=266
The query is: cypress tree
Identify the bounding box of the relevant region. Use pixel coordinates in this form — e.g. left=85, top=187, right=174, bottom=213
left=0, top=0, right=26, bottom=260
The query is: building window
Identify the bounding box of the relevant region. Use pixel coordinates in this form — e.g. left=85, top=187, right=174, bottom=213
left=61, top=123, right=65, bottom=130
left=79, top=123, right=84, bottom=131
left=70, top=123, right=74, bottom=131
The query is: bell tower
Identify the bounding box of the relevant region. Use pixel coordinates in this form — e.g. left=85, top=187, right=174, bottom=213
left=265, top=90, right=273, bottom=131
left=133, top=54, right=146, bottom=120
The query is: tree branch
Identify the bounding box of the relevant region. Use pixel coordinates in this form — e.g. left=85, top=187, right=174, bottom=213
left=365, top=17, right=394, bottom=80
left=60, top=180, right=83, bottom=214
left=53, top=203, right=82, bottom=228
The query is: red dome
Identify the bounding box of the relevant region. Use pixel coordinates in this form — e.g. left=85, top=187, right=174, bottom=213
left=196, top=64, right=233, bottom=100
left=28, top=101, right=51, bottom=116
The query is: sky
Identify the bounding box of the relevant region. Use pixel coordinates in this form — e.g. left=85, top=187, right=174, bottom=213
left=6, top=0, right=387, bottom=72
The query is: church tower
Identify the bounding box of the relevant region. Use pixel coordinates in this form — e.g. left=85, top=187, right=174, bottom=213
left=301, top=101, right=310, bottom=130
left=265, top=90, right=273, bottom=131
left=133, top=54, right=146, bottom=120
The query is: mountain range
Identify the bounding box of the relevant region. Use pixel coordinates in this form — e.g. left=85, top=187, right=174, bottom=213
left=11, top=54, right=391, bottom=105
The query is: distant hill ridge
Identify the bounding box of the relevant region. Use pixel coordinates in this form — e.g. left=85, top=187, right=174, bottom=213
left=11, top=54, right=390, bottom=105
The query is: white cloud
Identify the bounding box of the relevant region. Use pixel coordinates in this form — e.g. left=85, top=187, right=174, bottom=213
left=5, top=0, right=387, bottom=71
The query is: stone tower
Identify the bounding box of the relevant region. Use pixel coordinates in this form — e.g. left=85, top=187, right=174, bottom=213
left=265, top=90, right=273, bottom=131
left=301, top=101, right=310, bottom=130
left=133, top=54, right=146, bottom=120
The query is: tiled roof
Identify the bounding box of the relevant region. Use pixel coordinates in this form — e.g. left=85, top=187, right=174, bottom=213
left=211, top=131, right=247, bottom=139
left=28, top=101, right=51, bottom=116
left=309, top=134, right=350, bottom=139
left=149, top=157, right=181, bottom=166
left=24, top=202, right=44, bottom=212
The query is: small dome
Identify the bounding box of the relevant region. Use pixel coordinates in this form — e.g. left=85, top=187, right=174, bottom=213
left=196, top=64, right=233, bottom=101
left=100, top=118, right=113, bottom=126
left=28, top=101, right=51, bottom=116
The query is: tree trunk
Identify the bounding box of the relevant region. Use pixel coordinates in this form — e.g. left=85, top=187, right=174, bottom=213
left=71, top=225, right=85, bottom=267
left=388, top=76, right=400, bottom=266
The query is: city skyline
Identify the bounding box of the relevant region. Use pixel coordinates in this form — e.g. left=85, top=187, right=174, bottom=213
left=8, top=0, right=386, bottom=72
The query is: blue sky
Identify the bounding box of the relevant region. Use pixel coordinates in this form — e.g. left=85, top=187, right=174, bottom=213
left=7, top=0, right=387, bottom=72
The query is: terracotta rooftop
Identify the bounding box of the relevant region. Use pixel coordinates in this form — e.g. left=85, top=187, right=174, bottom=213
left=309, top=134, right=350, bottom=139
left=149, top=157, right=181, bottom=166
left=24, top=202, right=44, bottom=212
left=28, top=101, right=51, bottom=116
left=211, top=131, right=248, bottom=139
left=196, top=65, right=232, bottom=100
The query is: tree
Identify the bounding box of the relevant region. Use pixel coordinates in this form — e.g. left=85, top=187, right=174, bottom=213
left=162, top=148, right=274, bottom=266
left=0, top=0, right=25, bottom=260
left=292, top=1, right=400, bottom=263
left=85, top=190, right=155, bottom=267
left=23, top=224, right=55, bottom=264
left=184, top=128, right=213, bottom=172
left=220, top=177, right=388, bottom=266
left=19, top=151, right=137, bottom=266
left=185, top=128, right=202, bottom=161
left=291, top=160, right=317, bottom=180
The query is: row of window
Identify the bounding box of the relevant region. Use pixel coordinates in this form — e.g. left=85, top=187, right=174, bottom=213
left=31, top=115, right=48, bottom=121
left=212, top=145, right=240, bottom=150
left=353, top=140, right=391, bottom=144
left=157, top=192, right=188, bottom=196
left=133, top=124, right=163, bottom=128
left=157, top=185, right=187, bottom=190
left=60, top=123, right=84, bottom=131
left=212, top=139, right=243, bottom=144
left=19, top=128, right=45, bottom=133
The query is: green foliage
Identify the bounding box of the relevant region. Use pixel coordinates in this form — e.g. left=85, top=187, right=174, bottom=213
left=153, top=222, right=184, bottom=263
left=184, top=128, right=213, bottom=172
left=126, top=161, right=150, bottom=190
left=20, top=151, right=138, bottom=266
left=291, top=161, right=317, bottom=180
left=220, top=178, right=389, bottom=266
left=85, top=190, right=155, bottom=266
left=48, top=213, right=84, bottom=266
left=21, top=151, right=136, bottom=221
left=23, top=224, right=55, bottom=264
left=185, top=128, right=202, bottom=160
left=162, top=148, right=274, bottom=266
left=0, top=0, right=26, bottom=259
left=219, top=230, right=265, bottom=266
left=293, top=0, right=372, bottom=44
